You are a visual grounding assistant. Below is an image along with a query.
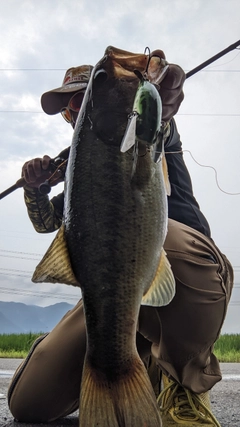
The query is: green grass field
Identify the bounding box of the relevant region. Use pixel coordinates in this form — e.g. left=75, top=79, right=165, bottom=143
left=0, top=333, right=43, bottom=358
left=0, top=333, right=240, bottom=361
left=213, top=334, right=240, bottom=362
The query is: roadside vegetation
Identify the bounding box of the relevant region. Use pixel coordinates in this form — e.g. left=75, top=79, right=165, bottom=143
left=0, top=333, right=240, bottom=361
left=0, top=332, right=43, bottom=358
left=213, top=334, right=240, bottom=362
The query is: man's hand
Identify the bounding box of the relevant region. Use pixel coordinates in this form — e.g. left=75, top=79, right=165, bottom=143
left=22, top=156, right=52, bottom=188
left=151, top=49, right=186, bottom=122
left=160, top=63, right=185, bottom=122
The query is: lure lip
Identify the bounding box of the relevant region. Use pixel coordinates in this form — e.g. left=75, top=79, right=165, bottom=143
left=157, top=63, right=169, bottom=83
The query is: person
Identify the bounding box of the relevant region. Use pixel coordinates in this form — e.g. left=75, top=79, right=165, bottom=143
left=8, top=53, right=233, bottom=427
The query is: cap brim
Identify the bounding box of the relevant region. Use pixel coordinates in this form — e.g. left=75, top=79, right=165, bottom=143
left=41, top=82, right=88, bottom=115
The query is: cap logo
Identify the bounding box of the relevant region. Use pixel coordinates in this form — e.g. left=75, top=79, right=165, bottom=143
left=62, top=66, right=92, bottom=87
left=41, top=64, right=93, bottom=115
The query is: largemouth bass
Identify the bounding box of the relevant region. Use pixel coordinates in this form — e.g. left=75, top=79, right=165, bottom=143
left=33, top=46, right=175, bottom=427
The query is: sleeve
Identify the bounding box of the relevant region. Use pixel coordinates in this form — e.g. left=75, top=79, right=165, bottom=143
left=24, top=186, right=64, bottom=233
left=164, top=119, right=211, bottom=238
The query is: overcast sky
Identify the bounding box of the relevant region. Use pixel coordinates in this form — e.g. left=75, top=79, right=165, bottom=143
left=0, top=0, right=239, bottom=333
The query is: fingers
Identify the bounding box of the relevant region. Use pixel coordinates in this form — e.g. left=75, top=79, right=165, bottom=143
left=161, top=63, right=185, bottom=90
left=22, top=156, right=51, bottom=187
left=42, top=155, right=52, bottom=171
left=149, top=48, right=185, bottom=122
left=150, top=49, right=166, bottom=60
left=159, top=63, right=186, bottom=122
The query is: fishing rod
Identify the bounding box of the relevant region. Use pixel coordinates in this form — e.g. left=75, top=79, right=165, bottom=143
left=0, top=147, right=70, bottom=200
left=0, top=39, right=239, bottom=201
left=185, top=39, right=240, bottom=78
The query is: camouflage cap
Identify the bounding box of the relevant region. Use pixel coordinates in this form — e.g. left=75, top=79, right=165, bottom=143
left=41, top=65, right=93, bottom=115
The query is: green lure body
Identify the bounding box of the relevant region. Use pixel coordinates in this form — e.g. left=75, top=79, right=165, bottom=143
left=133, top=79, right=162, bottom=145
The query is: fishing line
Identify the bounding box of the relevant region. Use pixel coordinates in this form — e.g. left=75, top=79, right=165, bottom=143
left=200, top=49, right=240, bottom=70
left=160, top=149, right=240, bottom=196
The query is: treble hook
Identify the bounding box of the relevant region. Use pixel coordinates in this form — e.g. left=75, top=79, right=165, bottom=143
left=134, top=46, right=169, bottom=83
left=144, top=46, right=151, bottom=75
left=143, top=47, right=170, bottom=84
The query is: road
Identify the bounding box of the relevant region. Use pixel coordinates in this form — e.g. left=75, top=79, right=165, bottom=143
left=0, top=359, right=240, bottom=426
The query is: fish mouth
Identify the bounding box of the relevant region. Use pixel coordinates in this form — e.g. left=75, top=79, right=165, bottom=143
left=96, top=45, right=168, bottom=85
left=88, top=47, right=167, bottom=148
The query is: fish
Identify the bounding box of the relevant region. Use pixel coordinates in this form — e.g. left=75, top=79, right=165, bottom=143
left=32, top=46, right=176, bottom=427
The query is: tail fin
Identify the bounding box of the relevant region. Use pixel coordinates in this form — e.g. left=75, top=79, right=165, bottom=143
left=79, top=357, right=162, bottom=427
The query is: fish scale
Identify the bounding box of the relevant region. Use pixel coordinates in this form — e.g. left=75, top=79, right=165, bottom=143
left=32, top=46, right=176, bottom=427
left=65, top=133, right=160, bottom=365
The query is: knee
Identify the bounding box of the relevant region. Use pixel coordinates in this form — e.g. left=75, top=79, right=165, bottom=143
left=8, top=380, right=51, bottom=423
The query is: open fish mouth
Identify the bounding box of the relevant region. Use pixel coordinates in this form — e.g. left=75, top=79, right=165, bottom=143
left=82, top=46, right=169, bottom=153
left=100, top=45, right=168, bottom=82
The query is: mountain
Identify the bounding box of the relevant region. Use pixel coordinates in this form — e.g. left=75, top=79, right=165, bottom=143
left=0, top=301, right=74, bottom=334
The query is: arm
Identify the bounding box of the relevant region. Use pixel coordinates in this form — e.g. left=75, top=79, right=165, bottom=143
left=22, top=156, right=65, bottom=233
left=24, top=186, right=64, bottom=233
left=165, top=119, right=211, bottom=237
left=158, top=60, right=211, bottom=237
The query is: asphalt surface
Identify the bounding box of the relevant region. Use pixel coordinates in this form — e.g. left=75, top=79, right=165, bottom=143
left=0, top=359, right=239, bottom=426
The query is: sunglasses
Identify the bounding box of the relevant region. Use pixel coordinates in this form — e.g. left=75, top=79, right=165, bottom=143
left=61, top=91, right=85, bottom=123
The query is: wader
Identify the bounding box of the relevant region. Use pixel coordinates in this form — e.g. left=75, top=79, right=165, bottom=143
left=8, top=219, right=233, bottom=423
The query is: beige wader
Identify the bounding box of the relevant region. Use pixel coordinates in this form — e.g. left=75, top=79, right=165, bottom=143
left=8, top=219, right=233, bottom=423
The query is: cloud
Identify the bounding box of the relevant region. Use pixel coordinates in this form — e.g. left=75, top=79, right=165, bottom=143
left=0, top=0, right=239, bottom=334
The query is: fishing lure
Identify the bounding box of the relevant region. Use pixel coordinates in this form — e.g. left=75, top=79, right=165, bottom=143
left=120, top=70, right=162, bottom=153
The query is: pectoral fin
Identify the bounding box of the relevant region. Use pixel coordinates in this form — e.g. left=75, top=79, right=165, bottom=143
left=142, top=250, right=175, bottom=306
left=32, top=225, right=80, bottom=287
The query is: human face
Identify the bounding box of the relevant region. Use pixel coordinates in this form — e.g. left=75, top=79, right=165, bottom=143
left=61, top=90, right=85, bottom=128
